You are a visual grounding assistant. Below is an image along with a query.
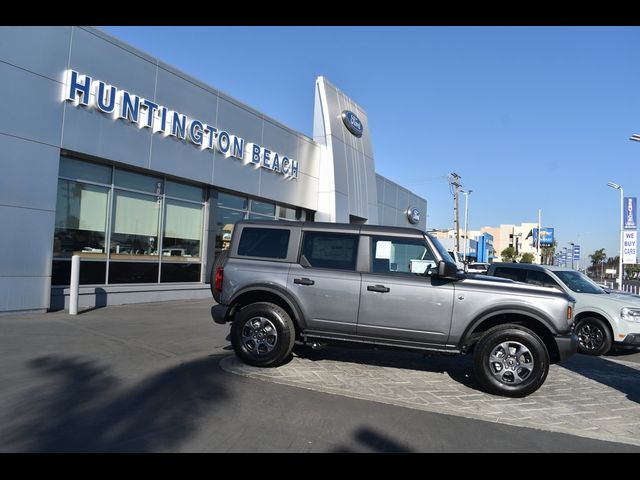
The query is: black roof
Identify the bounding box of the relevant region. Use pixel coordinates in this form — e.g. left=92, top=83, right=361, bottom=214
left=488, top=262, right=551, bottom=271
left=235, top=219, right=425, bottom=237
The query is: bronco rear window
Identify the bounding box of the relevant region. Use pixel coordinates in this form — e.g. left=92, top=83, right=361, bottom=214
left=237, top=227, right=290, bottom=259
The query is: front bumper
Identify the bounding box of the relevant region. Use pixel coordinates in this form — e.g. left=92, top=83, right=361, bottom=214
left=617, top=333, right=640, bottom=347
left=211, top=304, right=229, bottom=325
left=554, top=332, right=579, bottom=362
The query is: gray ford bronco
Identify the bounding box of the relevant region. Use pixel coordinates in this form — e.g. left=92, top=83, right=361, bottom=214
left=211, top=220, right=578, bottom=397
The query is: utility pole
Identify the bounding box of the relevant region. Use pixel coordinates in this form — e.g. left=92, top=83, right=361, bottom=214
left=462, top=189, right=473, bottom=261
left=450, top=172, right=461, bottom=253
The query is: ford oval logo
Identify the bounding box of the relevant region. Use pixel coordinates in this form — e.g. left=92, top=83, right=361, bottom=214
left=406, top=207, right=420, bottom=225
left=341, top=110, right=364, bottom=138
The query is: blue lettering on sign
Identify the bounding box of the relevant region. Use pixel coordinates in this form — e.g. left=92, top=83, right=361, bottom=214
left=65, top=70, right=92, bottom=106
left=96, top=81, right=116, bottom=113
left=250, top=143, right=261, bottom=164
left=119, top=91, right=140, bottom=123
left=218, top=131, right=230, bottom=156
left=262, top=149, right=272, bottom=169
left=158, top=107, right=168, bottom=133
left=141, top=99, right=159, bottom=128
left=271, top=153, right=280, bottom=173
left=62, top=70, right=299, bottom=179
left=232, top=136, right=244, bottom=160
left=204, top=125, right=217, bottom=149
left=189, top=120, right=204, bottom=146
left=171, top=111, right=187, bottom=139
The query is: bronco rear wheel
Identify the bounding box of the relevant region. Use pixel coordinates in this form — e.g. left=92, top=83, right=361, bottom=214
left=473, top=325, right=549, bottom=398
left=231, top=302, right=296, bottom=367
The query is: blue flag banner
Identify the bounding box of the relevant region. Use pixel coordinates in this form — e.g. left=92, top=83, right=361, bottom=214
left=624, top=197, right=637, bottom=229
left=533, top=228, right=554, bottom=247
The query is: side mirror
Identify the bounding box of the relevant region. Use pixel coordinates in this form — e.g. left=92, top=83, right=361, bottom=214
left=437, top=260, right=458, bottom=279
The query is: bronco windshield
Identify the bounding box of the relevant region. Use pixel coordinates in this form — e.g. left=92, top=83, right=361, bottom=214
left=554, top=270, right=605, bottom=294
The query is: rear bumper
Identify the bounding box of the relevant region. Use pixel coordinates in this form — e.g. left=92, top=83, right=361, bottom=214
left=554, top=332, right=579, bottom=362
left=211, top=304, right=229, bottom=325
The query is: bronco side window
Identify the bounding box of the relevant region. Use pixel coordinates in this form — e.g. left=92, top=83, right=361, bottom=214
left=371, top=236, right=435, bottom=275
left=493, top=267, right=526, bottom=283
left=237, top=227, right=290, bottom=259
left=300, top=231, right=358, bottom=270
left=526, top=270, right=561, bottom=289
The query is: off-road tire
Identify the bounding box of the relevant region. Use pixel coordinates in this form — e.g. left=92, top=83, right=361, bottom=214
left=231, top=302, right=296, bottom=367
left=473, top=324, right=550, bottom=398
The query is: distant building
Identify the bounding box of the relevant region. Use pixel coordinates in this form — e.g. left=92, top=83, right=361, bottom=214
left=480, top=223, right=541, bottom=263
left=475, top=232, right=495, bottom=263
left=429, top=224, right=541, bottom=263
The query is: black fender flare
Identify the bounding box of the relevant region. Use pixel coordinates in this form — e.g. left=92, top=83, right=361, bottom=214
left=460, top=305, right=560, bottom=346
left=228, top=283, right=308, bottom=330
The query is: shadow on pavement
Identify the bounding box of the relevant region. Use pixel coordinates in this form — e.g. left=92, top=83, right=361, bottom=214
left=558, top=354, right=640, bottom=404
left=1, top=355, right=230, bottom=452
left=332, top=427, right=414, bottom=453
left=291, top=344, right=478, bottom=391
left=606, top=347, right=640, bottom=358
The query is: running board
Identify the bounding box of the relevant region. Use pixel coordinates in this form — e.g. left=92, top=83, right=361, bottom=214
left=301, top=331, right=461, bottom=355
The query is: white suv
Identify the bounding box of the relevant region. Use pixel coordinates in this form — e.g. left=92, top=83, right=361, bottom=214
left=486, top=263, right=640, bottom=356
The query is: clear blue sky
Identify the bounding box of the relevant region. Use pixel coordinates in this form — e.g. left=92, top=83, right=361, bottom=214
left=100, top=26, right=640, bottom=268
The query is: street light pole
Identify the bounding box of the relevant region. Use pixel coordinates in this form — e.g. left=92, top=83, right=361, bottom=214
left=461, top=189, right=473, bottom=261
left=607, top=181, right=624, bottom=290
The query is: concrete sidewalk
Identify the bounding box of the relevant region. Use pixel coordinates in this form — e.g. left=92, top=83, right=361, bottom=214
left=0, top=299, right=638, bottom=452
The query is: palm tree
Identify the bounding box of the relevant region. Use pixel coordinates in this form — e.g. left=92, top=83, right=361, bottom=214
left=520, top=252, right=535, bottom=263
left=541, top=239, right=557, bottom=265
left=589, top=248, right=606, bottom=267
left=501, top=246, right=519, bottom=262
left=589, top=248, right=607, bottom=280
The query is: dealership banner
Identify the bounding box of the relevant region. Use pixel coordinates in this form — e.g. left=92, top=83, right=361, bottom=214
left=624, top=197, right=637, bottom=229
left=573, top=244, right=580, bottom=261
left=533, top=228, right=554, bottom=247
left=623, top=230, right=637, bottom=264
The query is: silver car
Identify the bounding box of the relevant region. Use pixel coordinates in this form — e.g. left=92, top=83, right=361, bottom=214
left=486, top=263, right=640, bottom=356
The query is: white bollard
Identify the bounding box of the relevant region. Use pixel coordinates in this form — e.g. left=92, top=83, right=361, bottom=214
left=69, top=255, right=80, bottom=315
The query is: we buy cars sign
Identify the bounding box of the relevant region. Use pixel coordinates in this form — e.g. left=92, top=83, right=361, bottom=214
left=623, top=230, right=637, bottom=264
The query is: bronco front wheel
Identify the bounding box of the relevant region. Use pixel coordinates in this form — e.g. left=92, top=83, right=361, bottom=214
left=473, top=325, right=549, bottom=398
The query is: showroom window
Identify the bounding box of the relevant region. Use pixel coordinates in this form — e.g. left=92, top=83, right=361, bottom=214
left=52, top=156, right=205, bottom=285
left=212, top=190, right=311, bottom=263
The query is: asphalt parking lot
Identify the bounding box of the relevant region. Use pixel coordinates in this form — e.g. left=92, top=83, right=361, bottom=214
left=224, top=343, right=640, bottom=447
left=1, top=299, right=639, bottom=452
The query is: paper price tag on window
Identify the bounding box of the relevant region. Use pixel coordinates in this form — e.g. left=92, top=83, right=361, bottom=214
left=376, top=241, right=392, bottom=259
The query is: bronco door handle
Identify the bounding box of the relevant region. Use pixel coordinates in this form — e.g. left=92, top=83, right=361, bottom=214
left=367, top=284, right=390, bottom=293
left=294, top=277, right=315, bottom=286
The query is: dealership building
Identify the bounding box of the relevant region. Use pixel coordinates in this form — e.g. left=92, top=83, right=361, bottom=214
left=0, top=26, right=427, bottom=314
